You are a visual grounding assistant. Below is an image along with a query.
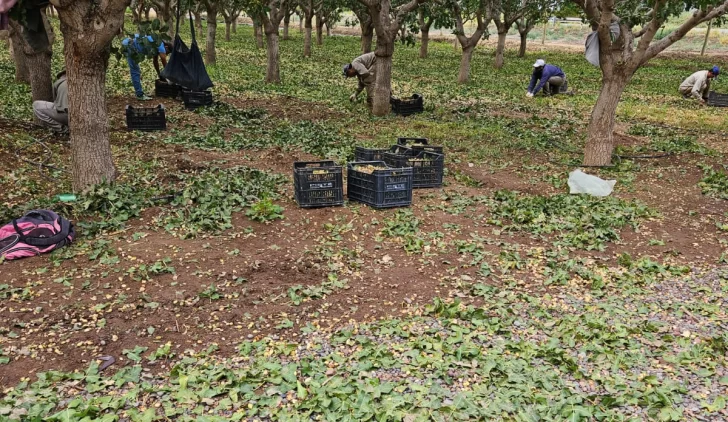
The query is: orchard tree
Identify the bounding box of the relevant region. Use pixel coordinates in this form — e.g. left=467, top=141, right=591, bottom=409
left=571, top=0, right=728, bottom=166
left=246, top=0, right=290, bottom=83
left=299, top=0, right=319, bottom=56
left=8, top=24, right=31, bottom=84
left=448, top=0, right=491, bottom=83
left=49, top=0, right=131, bottom=191
left=491, top=0, right=528, bottom=68
left=8, top=14, right=54, bottom=107
left=201, top=0, right=219, bottom=64
left=222, top=0, right=244, bottom=41
left=515, top=0, right=552, bottom=57
left=357, top=0, right=426, bottom=116
left=283, top=6, right=296, bottom=39
left=349, top=0, right=375, bottom=53
left=417, top=3, right=452, bottom=58
left=315, top=0, right=342, bottom=44
left=150, top=0, right=177, bottom=37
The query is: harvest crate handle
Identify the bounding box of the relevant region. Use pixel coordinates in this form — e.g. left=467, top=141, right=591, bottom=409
left=294, top=161, right=337, bottom=169
left=397, top=137, right=429, bottom=146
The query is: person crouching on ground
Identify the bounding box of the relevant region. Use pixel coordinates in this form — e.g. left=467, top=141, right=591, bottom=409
left=122, top=34, right=169, bottom=100
left=344, top=52, right=377, bottom=109
left=527, top=59, right=566, bottom=97
left=679, top=66, right=719, bottom=104
left=33, top=70, right=68, bottom=132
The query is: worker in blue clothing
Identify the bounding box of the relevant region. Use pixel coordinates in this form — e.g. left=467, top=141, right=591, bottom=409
left=122, top=35, right=169, bottom=100
left=526, top=59, right=566, bottom=97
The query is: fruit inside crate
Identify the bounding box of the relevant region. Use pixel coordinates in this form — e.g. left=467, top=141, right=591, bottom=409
left=396, top=137, right=444, bottom=154
left=390, top=94, right=424, bottom=116
left=155, top=79, right=180, bottom=98
left=293, top=161, right=344, bottom=208
left=354, top=146, right=390, bottom=162
left=708, top=91, right=728, bottom=107
left=125, top=105, right=166, bottom=131
left=347, top=161, right=413, bottom=209
left=383, top=146, right=444, bottom=188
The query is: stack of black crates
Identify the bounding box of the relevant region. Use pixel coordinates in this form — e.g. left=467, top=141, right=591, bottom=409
left=707, top=91, right=728, bottom=107
left=125, top=105, right=167, bottom=131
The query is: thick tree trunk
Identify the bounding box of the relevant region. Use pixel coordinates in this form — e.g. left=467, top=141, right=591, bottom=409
left=419, top=29, right=429, bottom=59
left=232, top=18, right=238, bottom=33
left=165, top=16, right=174, bottom=38
left=518, top=31, right=527, bottom=57
left=583, top=76, right=629, bottom=166
left=225, top=20, right=231, bottom=41
left=206, top=9, right=217, bottom=65
left=283, top=14, right=290, bottom=40
left=316, top=19, right=323, bottom=45
left=9, top=18, right=53, bottom=103
left=361, top=24, right=373, bottom=53
left=254, top=21, right=264, bottom=49
left=372, top=50, right=393, bottom=116
left=265, top=31, right=280, bottom=83
left=8, top=25, right=29, bottom=84
left=495, top=31, right=506, bottom=69
left=304, top=16, right=313, bottom=57
left=326, top=24, right=330, bottom=36
left=458, top=45, right=474, bottom=84
left=65, top=44, right=116, bottom=191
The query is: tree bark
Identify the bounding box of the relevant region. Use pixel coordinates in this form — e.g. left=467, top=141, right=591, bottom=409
left=8, top=24, right=29, bottom=84
left=194, top=11, right=203, bottom=35
left=583, top=76, right=630, bottom=166
left=495, top=31, right=506, bottom=69
left=518, top=31, right=527, bottom=57
left=205, top=5, right=217, bottom=65
left=419, top=29, right=429, bottom=58
left=254, top=21, right=264, bottom=49
left=9, top=17, right=53, bottom=104
left=225, top=20, right=231, bottom=41
left=316, top=17, right=323, bottom=45
left=326, top=24, right=330, bottom=36
left=283, top=13, right=290, bottom=40
left=65, top=42, right=116, bottom=191
left=304, top=15, right=313, bottom=57
left=361, top=23, right=373, bottom=53
left=458, top=45, right=474, bottom=84
left=232, top=17, right=238, bottom=33
left=264, top=31, right=280, bottom=83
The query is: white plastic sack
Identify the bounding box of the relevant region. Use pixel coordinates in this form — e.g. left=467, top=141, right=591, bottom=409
left=584, top=22, right=621, bottom=67
left=568, top=170, right=616, bottom=197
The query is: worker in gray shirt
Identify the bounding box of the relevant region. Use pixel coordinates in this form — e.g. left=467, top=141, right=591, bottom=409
left=344, top=52, right=377, bottom=108
left=679, top=66, right=719, bottom=104
left=33, top=70, right=68, bottom=132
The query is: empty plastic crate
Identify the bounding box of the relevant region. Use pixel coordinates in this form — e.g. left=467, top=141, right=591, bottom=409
left=293, top=161, right=344, bottom=208
left=347, top=161, right=413, bottom=209
left=391, top=94, right=424, bottom=117
left=125, top=105, right=166, bottom=131
left=182, top=90, right=213, bottom=110
left=708, top=91, right=728, bottom=107
left=383, top=146, right=444, bottom=188
left=397, top=137, right=444, bottom=154
left=155, top=79, right=180, bottom=99
left=355, top=146, right=390, bottom=162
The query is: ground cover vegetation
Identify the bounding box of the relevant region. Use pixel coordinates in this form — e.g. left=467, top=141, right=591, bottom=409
left=1, top=4, right=728, bottom=421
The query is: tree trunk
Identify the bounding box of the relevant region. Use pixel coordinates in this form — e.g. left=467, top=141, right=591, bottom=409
left=316, top=19, right=323, bottom=45
left=495, top=31, right=506, bottom=69
left=8, top=24, right=29, bottom=84
left=518, top=31, right=527, bottom=57
left=9, top=18, right=53, bottom=103
left=165, top=16, right=174, bottom=38
left=326, top=24, right=330, bottom=36
left=372, top=49, right=393, bottom=116
left=583, top=76, right=630, bottom=166
left=206, top=9, right=217, bottom=65
left=304, top=16, right=313, bottom=57
left=283, top=14, right=290, bottom=40
left=194, top=11, right=203, bottom=36
left=458, top=45, right=474, bottom=84
left=232, top=18, right=238, bottom=33
left=419, top=29, right=429, bottom=59
left=265, top=31, right=280, bottom=83
left=361, top=23, right=373, bottom=53
left=225, top=20, right=231, bottom=41
left=65, top=44, right=116, bottom=191
left=254, top=21, right=264, bottom=49
left=299, top=15, right=303, bottom=32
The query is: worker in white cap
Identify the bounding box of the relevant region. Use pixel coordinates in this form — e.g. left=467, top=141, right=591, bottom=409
left=527, top=59, right=566, bottom=97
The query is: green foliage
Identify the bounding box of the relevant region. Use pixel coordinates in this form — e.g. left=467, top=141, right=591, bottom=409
left=114, top=19, right=171, bottom=65
left=699, top=165, right=728, bottom=200
left=245, top=197, right=284, bottom=222
left=488, top=190, right=654, bottom=250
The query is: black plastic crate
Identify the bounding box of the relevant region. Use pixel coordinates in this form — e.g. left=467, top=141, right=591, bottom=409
left=391, top=94, right=424, bottom=117
left=355, top=146, right=390, bottom=162
left=293, top=161, right=344, bottom=208
left=125, top=105, right=166, bottom=131
left=397, top=137, right=444, bottom=154
left=182, top=90, right=213, bottom=110
left=708, top=91, right=728, bottom=107
left=383, top=146, right=444, bottom=188
left=155, top=79, right=180, bottom=99
left=347, top=161, right=413, bottom=209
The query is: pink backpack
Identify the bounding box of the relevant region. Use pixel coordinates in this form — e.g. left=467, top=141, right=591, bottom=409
left=0, top=210, right=75, bottom=261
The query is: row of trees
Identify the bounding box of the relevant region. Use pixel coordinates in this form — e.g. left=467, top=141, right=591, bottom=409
left=6, top=0, right=728, bottom=191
